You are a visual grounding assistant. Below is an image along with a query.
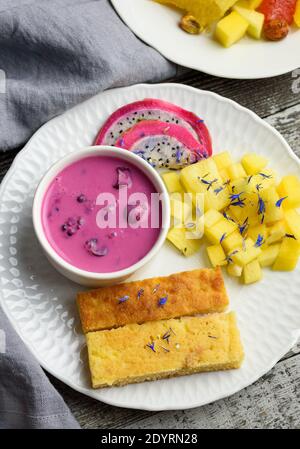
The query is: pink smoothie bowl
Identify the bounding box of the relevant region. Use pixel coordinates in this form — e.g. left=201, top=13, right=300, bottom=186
left=32, top=146, right=170, bottom=287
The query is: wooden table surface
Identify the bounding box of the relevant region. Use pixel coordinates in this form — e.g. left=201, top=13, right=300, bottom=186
left=1, top=70, right=300, bottom=429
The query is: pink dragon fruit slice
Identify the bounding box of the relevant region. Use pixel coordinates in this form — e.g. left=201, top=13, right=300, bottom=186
left=114, top=120, right=206, bottom=169
left=94, top=98, right=212, bottom=158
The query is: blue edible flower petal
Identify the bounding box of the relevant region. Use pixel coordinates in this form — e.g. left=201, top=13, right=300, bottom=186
left=254, top=234, right=264, bottom=248
left=276, top=197, right=288, bottom=208
left=158, top=296, right=168, bottom=307
left=118, top=295, right=129, bottom=304
left=146, top=342, right=156, bottom=353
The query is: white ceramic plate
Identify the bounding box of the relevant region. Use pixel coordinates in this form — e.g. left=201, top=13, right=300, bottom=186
left=0, top=83, right=300, bottom=411
left=112, top=0, right=300, bottom=79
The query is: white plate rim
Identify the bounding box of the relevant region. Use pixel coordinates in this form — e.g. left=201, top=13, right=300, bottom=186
left=1, top=82, right=300, bottom=411
left=111, top=0, right=300, bottom=79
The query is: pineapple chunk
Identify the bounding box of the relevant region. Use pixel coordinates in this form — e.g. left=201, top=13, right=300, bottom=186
left=219, top=168, right=230, bottom=182
left=213, top=151, right=233, bottom=170
left=156, top=0, right=237, bottom=28
left=233, top=6, right=264, bottom=39
left=235, top=0, right=262, bottom=8
left=215, top=11, right=249, bottom=48
left=232, top=237, right=262, bottom=266
left=266, top=221, right=286, bottom=245
left=205, top=217, right=238, bottom=244
left=260, top=187, right=284, bottom=225
left=247, top=224, right=267, bottom=243
left=243, top=259, right=262, bottom=284
left=227, top=163, right=247, bottom=181
left=241, top=153, right=268, bottom=175
left=272, top=237, right=300, bottom=271
left=167, top=227, right=202, bottom=257
left=207, top=244, right=227, bottom=267
left=170, top=196, right=192, bottom=225
left=203, top=209, right=223, bottom=230
left=227, top=263, right=243, bottom=277
left=222, top=230, right=244, bottom=253
left=277, top=175, right=300, bottom=209
left=258, top=244, right=280, bottom=267
left=247, top=169, right=277, bottom=191
left=162, top=172, right=184, bottom=194
left=294, top=0, right=300, bottom=27
left=284, top=209, right=300, bottom=240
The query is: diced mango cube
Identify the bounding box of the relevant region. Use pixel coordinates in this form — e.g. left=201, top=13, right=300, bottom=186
left=203, top=209, right=223, bottom=230
left=167, top=227, right=202, bottom=257
left=170, top=196, right=192, bottom=225
left=213, top=151, right=233, bottom=170
left=227, top=263, right=243, bottom=277
left=219, top=168, right=230, bottom=182
left=162, top=172, right=184, bottom=194
left=206, top=244, right=227, bottom=267
left=260, top=187, right=284, bottom=224
left=204, top=185, right=231, bottom=212
left=258, top=244, right=280, bottom=267
left=243, top=259, right=262, bottom=284
left=233, top=6, right=264, bottom=39
left=272, top=237, right=300, bottom=271
left=215, top=11, right=249, bottom=48
left=235, top=0, right=262, bottom=9
left=232, top=238, right=262, bottom=266
left=294, top=0, right=300, bottom=27
left=222, top=230, right=244, bottom=253
left=284, top=209, right=300, bottom=240
left=277, top=175, right=300, bottom=209
left=247, top=224, right=267, bottom=243
left=247, top=169, right=277, bottom=191
left=241, top=153, right=268, bottom=175
left=227, top=162, right=247, bottom=181
left=266, top=221, right=286, bottom=245
left=205, top=217, right=238, bottom=244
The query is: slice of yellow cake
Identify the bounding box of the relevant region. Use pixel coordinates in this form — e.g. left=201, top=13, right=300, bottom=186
left=77, top=267, right=229, bottom=333
left=156, top=0, right=237, bottom=28
left=86, top=312, right=244, bottom=388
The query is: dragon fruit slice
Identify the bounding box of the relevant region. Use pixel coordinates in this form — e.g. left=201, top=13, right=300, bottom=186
left=114, top=120, right=206, bottom=169
left=94, top=98, right=212, bottom=157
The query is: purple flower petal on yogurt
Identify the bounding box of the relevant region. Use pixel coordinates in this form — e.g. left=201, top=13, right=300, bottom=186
left=113, top=167, right=132, bottom=189
left=84, top=238, right=108, bottom=257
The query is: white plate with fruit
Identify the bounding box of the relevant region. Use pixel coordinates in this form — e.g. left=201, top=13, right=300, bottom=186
left=112, top=0, right=300, bottom=79
left=0, top=83, right=300, bottom=410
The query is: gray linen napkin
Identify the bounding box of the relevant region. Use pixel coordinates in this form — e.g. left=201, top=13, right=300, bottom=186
left=0, top=0, right=176, bottom=428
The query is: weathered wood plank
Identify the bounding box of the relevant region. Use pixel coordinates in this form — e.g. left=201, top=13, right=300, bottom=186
left=170, top=70, right=300, bottom=119
left=49, top=353, right=300, bottom=429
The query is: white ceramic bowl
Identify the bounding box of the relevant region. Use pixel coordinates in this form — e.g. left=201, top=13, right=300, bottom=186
left=32, top=146, right=170, bottom=287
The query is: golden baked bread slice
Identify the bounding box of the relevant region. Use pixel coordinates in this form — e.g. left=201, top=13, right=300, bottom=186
left=77, top=267, right=229, bottom=332
left=155, top=0, right=237, bottom=28
left=86, top=312, right=244, bottom=388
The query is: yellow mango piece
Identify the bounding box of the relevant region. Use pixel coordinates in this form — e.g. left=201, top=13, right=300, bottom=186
left=222, top=230, right=244, bottom=253
left=258, top=244, right=280, bottom=267
left=266, top=221, right=286, bottom=245
left=247, top=169, right=277, bottom=191
left=219, top=168, right=230, bottom=182
left=277, top=175, right=300, bottom=209
left=294, top=0, right=300, bottom=27
left=235, top=0, right=262, bottom=8
left=227, top=263, right=243, bottom=277
left=241, top=153, right=268, bottom=175
left=243, top=259, right=262, bottom=284
left=215, top=11, right=249, bottom=48
left=205, top=217, right=238, bottom=244
left=162, top=172, right=184, bottom=194
left=260, top=187, right=284, bottom=225
left=213, top=151, right=233, bottom=170
left=272, top=237, right=300, bottom=271
left=206, top=244, right=227, bottom=267
left=284, top=209, right=300, bottom=240
left=156, top=0, right=237, bottom=28
left=203, top=209, right=223, bottom=230
left=167, top=227, right=202, bottom=257
left=227, top=162, right=247, bottom=181
left=232, top=238, right=262, bottom=266
left=233, top=6, right=264, bottom=39
left=247, top=224, right=267, bottom=243
left=170, top=196, right=192, bottom=225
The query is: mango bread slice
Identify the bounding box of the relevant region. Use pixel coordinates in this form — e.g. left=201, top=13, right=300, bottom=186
left=86, top=312, right=244, bottom=388
left=77, top=267, right=229, bottom=332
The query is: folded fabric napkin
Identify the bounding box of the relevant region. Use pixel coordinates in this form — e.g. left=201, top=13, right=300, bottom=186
left=0, top=0, right=176, bottom=428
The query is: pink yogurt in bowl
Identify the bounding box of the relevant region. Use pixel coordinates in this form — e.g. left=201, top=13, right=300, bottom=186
left=33, top=146, right=170, bottom=286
